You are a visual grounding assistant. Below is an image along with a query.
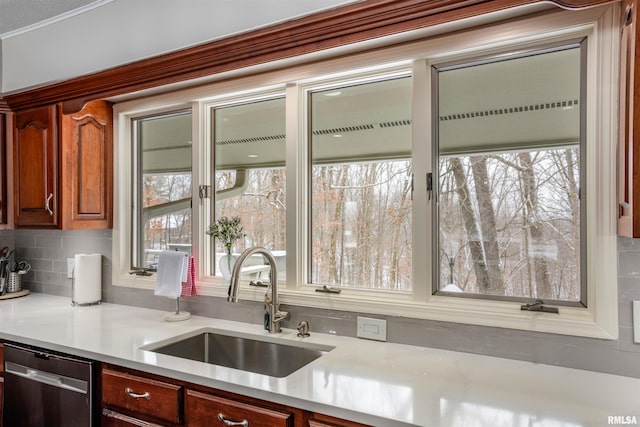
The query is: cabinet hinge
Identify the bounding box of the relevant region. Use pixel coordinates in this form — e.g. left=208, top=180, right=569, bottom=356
left=198, top=185, right=211, bottom=199
left=427, top=173, right=433, bottom=201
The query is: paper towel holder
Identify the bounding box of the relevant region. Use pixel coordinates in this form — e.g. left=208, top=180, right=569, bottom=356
left=164, top=297, right=190, bottom=322
left=71, top=276, right=102, bottom=306
left=70, top=253, right=102, bottom=306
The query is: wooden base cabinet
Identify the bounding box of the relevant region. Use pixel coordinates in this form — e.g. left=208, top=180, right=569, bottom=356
left=101, top=364, right=372, bottom=427
left=186, top=389, right=293, bottom=427
left=101, top=367, right=183, bottom=426
left=102, top=408, right=165, bottom=427
left=309, top=414, right=372, bottom=427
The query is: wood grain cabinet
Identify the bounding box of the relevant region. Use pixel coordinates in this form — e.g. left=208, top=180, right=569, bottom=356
left=0, top=113, right=7, bottom=226
left=185, top=388, right=293, bottom=427
left=13, top=100, right=112, bottom=229
left=308, top=414, right=372, bottom=427
left=60, top=100, right=113, bottom=229
left=618, top=0, right=640, bottom=237
left=101, top=364, right=375, bottom=427
left=102, top=367, right=183, bottom=426
left=13, top=105, right=58, bottom=227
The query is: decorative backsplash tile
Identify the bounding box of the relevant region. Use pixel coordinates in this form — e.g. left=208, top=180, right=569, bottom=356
left=1, top=229, right=638, bottom=378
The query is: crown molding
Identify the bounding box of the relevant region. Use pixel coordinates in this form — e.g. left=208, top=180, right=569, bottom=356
left=3, top=0, right=616, bottom=112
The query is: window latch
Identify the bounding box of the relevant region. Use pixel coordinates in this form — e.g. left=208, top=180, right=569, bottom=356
left=249, top=280, right=269, bottom=288
left=129, top=269, right=153, bottom=277
left=199, top=185, right=211, bottom=199
left=427, top=173, right=433, bottom=201
left=520, top=300, right=559, bottom=314
left=315, top=284, right=341, bottom=294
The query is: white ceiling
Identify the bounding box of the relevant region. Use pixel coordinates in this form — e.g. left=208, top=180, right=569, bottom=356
left=0, top=0, right=100, bottom=36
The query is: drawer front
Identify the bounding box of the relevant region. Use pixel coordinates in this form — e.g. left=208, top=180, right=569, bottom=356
left=309, top=414, right=373, bottom=427
left=102, top=368, right=182, bottom=424
left=186, top=389, right=292, bottom=427
left=102, top=408, right=165, bottom=427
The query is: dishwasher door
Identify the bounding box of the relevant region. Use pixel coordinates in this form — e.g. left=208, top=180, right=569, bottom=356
left=2, top=343, right=96, bottom=427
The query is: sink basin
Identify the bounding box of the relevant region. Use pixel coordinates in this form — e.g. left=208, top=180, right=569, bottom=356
left=140, top=328, right=333, bottom=377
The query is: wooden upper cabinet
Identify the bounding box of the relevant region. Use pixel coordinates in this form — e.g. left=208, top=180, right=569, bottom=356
left=13, top=105, right=59, bottom=228
left=60, top=100, right=113, bottom=229
left=13, top=100, right=113, bottom=229
left=619, top=0, right=640, bottom=237
left=0, top=113, right=7, bottom=226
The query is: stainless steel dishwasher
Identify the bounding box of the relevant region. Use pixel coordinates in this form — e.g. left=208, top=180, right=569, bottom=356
left=2, top=342, right=97, bottom=427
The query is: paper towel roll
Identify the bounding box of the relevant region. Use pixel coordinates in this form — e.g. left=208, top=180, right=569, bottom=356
left=73, top=253, right=102, bottom=305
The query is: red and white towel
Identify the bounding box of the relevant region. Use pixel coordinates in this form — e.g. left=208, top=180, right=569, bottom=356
left=181, top=256, right=197, bottom=297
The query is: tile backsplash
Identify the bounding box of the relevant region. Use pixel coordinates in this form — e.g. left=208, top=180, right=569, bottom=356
left=2, top=229, right=639, bottom=378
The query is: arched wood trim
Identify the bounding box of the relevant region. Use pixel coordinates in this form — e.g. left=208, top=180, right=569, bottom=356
left=4, top=0, right=616, bottom=112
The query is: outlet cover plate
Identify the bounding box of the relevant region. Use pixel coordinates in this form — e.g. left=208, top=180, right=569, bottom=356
left=357, top=316, right=387, bottom=341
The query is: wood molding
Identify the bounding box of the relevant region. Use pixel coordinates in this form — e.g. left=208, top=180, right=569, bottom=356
left=3, top=0, right=616, bottom=111
left=0, top=98, right=9, bottom=113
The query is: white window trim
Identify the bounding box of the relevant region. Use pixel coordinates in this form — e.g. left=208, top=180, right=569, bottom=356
left=112, top=4, right=619, bottom=339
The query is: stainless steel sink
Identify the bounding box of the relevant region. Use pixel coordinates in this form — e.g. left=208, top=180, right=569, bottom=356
left=141, top=329, right=333, bottom=377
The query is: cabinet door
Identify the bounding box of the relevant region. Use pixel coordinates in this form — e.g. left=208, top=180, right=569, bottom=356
left=186, top=389, right=292, bottom=427
left=618, top=0, right=640, bottom=236
left=60, top=100, right=113, bottom=229
left=14, top=105, right=58, bottom=227
left=1, top=376, right=3, bottom=427
left=0, top=113, right=7, bottom=225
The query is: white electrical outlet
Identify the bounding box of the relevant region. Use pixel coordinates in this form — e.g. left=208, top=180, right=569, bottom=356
left=634, top=301, right=640, bottom=344
left=357, top=316, right=387, bottom=341
left=67, top=258, right=75, bottom=279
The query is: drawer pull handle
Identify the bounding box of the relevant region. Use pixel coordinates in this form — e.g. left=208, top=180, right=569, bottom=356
left=218, top=413, right=248, bottom=426
left=45, top=193, right=53, bottom=216
left=124, top=387, right=150, bottom=400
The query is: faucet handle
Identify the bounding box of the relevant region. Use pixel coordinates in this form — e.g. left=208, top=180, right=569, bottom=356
left=297, top=320, right=310, bottom=337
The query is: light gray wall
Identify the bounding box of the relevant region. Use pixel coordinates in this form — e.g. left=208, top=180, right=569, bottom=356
left=2, top=228, right=639, bottom=378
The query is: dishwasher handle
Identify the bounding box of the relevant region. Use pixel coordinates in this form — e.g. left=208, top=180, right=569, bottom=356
left=4, top=361, right=88, bottom=394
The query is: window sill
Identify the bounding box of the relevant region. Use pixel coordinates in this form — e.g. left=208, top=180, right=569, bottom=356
left=113, top=273, right=617, bottom=340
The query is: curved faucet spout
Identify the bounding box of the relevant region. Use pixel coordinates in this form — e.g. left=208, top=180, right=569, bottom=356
left=227, top=246, right=289, bottom=333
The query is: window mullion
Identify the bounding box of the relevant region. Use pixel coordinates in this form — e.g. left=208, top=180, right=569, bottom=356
left=285, top=83, right=304, bottom=290
left=412, top=59, right=432, bottom=303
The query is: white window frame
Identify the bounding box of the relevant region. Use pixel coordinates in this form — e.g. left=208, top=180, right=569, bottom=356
left=112, top=4, right=619, bottom=339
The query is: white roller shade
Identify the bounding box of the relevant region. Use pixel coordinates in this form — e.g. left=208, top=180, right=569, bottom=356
left=437, top=44, right=582, bottom=155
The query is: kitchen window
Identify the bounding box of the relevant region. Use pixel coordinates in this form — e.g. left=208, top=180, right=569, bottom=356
left=434, top=42, right=585, bottom=306
left=114, top=5, right=619, bottom=338
left=308, top=76, right=413, bottom=291
left=209, top=96, right=286, bottom=281
left=131, top=110, right=193, bottom=270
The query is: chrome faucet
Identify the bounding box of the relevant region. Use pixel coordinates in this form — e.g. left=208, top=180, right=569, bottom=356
left=228, top=246, right=289, bottom=333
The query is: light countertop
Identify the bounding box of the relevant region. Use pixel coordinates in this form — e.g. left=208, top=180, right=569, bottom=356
left=0, top=293, right=639, bottom=426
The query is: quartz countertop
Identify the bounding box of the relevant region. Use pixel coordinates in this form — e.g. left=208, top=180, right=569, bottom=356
left=0, top=293, right=639, bottom=426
